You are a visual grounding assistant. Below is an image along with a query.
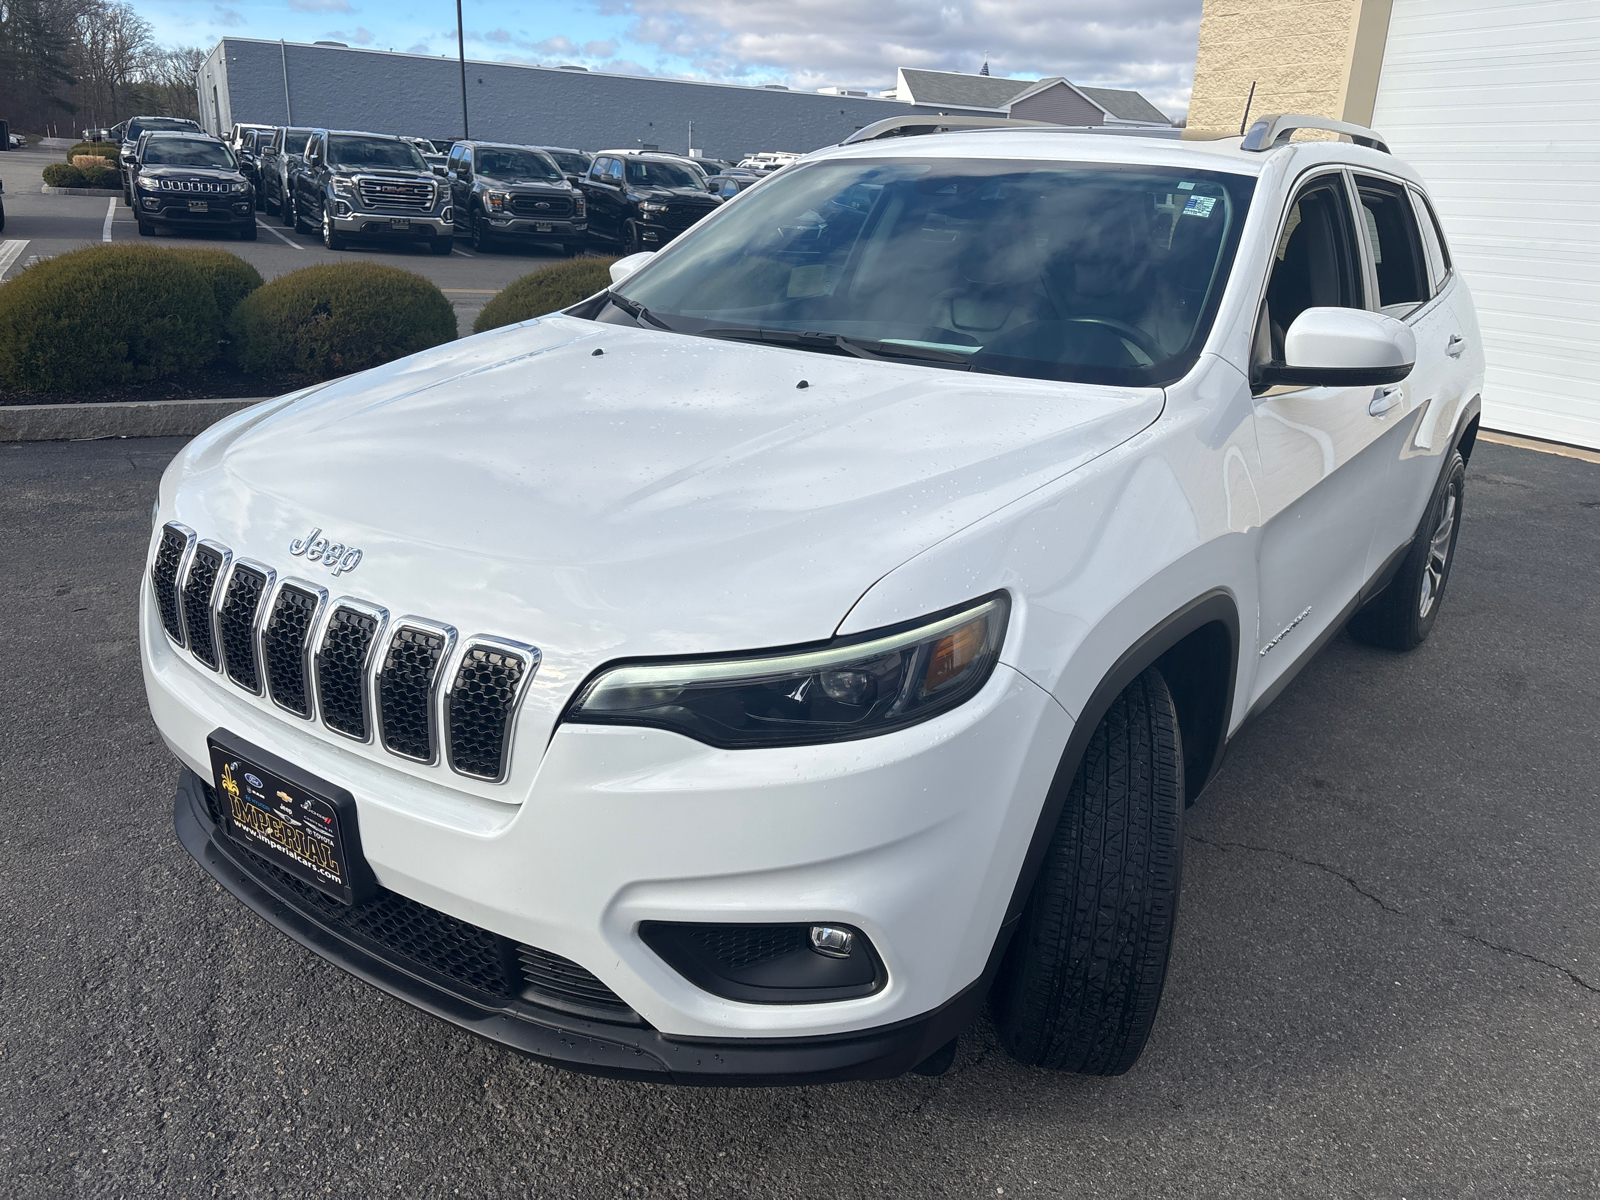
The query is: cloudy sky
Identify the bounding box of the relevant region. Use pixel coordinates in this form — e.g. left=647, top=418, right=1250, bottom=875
left=141, top=0, right=1204, bottom=119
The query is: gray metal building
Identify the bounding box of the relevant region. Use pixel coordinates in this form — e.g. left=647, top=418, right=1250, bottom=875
left=196, top=39, right=944, bottom=160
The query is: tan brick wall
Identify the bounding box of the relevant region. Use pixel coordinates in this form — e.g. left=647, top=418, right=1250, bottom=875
left=1184, top=0, right=1393, bottom=140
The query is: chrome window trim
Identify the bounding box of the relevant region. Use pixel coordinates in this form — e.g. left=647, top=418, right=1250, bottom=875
left=377, top=616, right=458, bottom=766
left=214, top=556, right=277, bottom=696
left=312, top=596, right=390, bottom=745
left=182, top=539, right=233, bottom=673
left=262, top=576, right=328, bottom=722
left=156, top=522, right=198, bottom=649
left=443, top=635, right=542, bottom=784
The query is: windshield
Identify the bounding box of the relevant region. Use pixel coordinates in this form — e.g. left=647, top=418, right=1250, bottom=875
left=127, top=118, right=197, bottom=143
left=143, top=139, right=236, bottom=169
left=614, top=158, right=1254, bottom=386
left=408, top=139, right=439, bottom=154
left=328, top=135, right=428, bottom=171
left=547, top=151, right=589, bottom=176
left=624, top=159, right=703, bottom=189
left=476, top=148, right=562, bottom=180
left=284, top=128, right=313, bottom=155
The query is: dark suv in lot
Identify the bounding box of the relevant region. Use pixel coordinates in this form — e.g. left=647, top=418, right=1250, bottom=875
left=445, top=141, right=586, bottom=254
left=129, top=132, right=257, bottom=240
left=287, top=129, right=453, bottom=254
left=117, top=115, right=201, bottom=206
left=578, top=151, right=720, bottom=253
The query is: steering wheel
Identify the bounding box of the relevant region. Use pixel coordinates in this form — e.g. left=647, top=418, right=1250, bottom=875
left=1060, top=316, right=1163, bottom=364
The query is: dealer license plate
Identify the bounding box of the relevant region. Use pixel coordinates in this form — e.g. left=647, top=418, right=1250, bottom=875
left=207, top=732, right=372, bottom=906
left=188, top=200, right=208, bottom=212
left=390, top=218, right=411, bottom=229
left=534, top=222, right=553, bottom=232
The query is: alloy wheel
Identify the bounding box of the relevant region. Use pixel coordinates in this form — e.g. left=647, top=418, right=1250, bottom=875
left=1419, top=490, right=1458, bottom=619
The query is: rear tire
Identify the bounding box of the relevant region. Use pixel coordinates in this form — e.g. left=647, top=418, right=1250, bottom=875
left=1348, top=450, right=1466, bottom=652
left=991, top=667, right=1185, bottom=1075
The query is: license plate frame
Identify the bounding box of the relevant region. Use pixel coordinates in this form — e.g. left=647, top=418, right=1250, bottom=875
left=390, top=217, right=411, bottom=229
left=534, top=222, right=553, bottom=233
left=188, top=200, right=209, bottom=212
left=207, top=729, right=375, bottom=906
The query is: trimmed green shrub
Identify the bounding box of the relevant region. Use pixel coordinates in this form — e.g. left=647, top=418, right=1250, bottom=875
left=473, top=257, right=617, bottom=334
left=42, top=163, right=86, bottom=188
left=165, top=249, right=264, bottom=324
left=230, top=263, right=457, bottom=381
left=79, top=161, right=118, bottom=189
left=0, top=245, right=226, bottom=392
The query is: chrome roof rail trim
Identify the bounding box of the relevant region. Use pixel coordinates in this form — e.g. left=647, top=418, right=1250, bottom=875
left=1240, top=113, right=1390, bottom=154
left=840, top=114, right=1056, bottom=145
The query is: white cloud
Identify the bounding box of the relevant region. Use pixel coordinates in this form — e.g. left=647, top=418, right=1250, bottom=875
left=213, top=5, right=245, bottom=26
left=595, top=0, right=1201, bottom=116
left=327, top=26, right=375, bottom=44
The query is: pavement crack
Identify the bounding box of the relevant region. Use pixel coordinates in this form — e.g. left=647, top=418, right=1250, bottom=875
left=1187, top=833, right=1600, bottom=995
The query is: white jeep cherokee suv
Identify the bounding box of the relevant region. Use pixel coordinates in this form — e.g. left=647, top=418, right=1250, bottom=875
left=144, top=114, right=1484, bottom=1084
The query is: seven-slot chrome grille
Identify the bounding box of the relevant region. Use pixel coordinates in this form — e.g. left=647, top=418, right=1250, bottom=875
left=151, top=523, right=537, bottom=783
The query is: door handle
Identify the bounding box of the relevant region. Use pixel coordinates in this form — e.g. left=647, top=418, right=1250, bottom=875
left=1369, top=385, right=1403, bottom=417
left=1446, top=334, right=1467, bottom=358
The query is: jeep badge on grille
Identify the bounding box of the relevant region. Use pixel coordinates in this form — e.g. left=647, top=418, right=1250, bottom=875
left=288, top=527, right=363, bottom=576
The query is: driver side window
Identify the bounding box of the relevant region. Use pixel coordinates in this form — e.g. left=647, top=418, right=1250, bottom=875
left=1256, top=176, right=1363, bottom=368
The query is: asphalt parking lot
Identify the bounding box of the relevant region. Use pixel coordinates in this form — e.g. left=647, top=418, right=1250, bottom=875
left=1, top=433, right=1597, bottom=1199
left=0, top=144, right=566, bottom=334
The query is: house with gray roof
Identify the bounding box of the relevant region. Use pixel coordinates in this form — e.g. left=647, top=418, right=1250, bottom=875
left=884, top=68, right=1172, bottom=127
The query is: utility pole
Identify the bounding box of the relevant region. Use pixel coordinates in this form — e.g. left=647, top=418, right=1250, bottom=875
left=456, top=0, right=469, bottom=139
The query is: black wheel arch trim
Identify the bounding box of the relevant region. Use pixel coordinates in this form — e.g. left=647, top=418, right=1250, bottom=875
left=1000, top=589, right=1240, bottom=928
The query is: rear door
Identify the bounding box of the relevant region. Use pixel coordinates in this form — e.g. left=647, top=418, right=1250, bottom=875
left=1248, top=170, right=1395, bottom=700
left=1352, top=173, right=1462, bottom=575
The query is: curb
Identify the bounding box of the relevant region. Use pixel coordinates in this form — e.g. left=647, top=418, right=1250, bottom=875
left=41, top=184, right=122, bottom=196
left=1, top=397, right=269, bottom=443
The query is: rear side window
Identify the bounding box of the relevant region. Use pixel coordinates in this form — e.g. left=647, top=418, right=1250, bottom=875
left=1355, top=175, right=1429, bottom=314
left=1413, top=188, right=1453, bottom=273
left=1409, top=188, right=1449, bottom=291
left=1259, top=175, right=1363, bottom=364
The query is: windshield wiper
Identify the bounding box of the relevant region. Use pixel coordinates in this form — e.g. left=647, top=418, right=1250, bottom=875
left=697, top=327, right=972, bottom=370
left=606, top=292, right=674, bottom=331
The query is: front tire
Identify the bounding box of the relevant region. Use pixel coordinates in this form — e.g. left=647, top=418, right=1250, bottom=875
left=991, top=667, right=1185, bottom=1075
left=238, top=221, right=258, bottom=241
left=470, top=212, right=496, bottom=252
left=1348, top=450, right=1466, bottom=652
left=136, top=216, right=154, bottom=237
left=428, top=234, right=453, bottom=256
left=322, top=209, right=346, bottom=251
left=625, top=219, right=644, bottom=254
left=283, top=192, right=298, bottom=229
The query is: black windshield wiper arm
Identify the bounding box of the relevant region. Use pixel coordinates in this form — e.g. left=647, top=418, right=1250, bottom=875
left=696, top=328, right=972, bottom=370
left=607, top=292, right=673, bottom=330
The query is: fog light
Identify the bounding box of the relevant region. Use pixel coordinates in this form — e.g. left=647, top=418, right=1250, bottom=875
left=441, top=206, right=453, bottom=223
left=333, top=200, right=351, bottom=217
left=141, top=198, right=159, bottom=210
left=809, top=926, right=854, bottom=959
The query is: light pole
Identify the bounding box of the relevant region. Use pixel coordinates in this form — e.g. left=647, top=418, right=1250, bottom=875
left=456, top=0, right=469, bottom=139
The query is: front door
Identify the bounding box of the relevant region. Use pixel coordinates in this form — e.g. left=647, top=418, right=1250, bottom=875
left=1249, top=171, right=1395, bottom=702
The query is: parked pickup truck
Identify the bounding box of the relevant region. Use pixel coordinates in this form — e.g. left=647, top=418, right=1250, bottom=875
left=578, top=150, right=720, bottom=253
left=446, top=140, right=587, bottom=254
left=285, top=129, right=453, bottom=254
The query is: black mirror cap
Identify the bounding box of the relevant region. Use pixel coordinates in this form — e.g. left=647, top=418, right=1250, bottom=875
left=640, top=921, right=885, bottom=1004
left=1254, top=361, right=1413, bottom=390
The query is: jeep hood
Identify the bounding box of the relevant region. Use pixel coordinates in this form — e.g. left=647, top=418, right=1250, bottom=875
left=172, top=315, right=1159, bottom=714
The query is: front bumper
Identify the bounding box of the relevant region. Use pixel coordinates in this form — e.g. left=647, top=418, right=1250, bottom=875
left=139, top=196, right=254, bottom=225
left=482, top=215, right=586, bottom=241
left=330, top=207, right=452, bottom=238
left=143, top=571, right=1072, bottom=1075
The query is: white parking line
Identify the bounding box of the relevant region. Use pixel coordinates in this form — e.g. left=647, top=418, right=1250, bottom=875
left=257, top=219, right=304, bottom=250
left=0, top=239, right=31, bottom=281
left=452, top=245, right=475, bottom=258
left=102, top=198, right=116, bottom=242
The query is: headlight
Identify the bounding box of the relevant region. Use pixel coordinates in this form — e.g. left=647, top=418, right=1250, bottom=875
left=487, top=190, right=511, bottom=212
left=565, top=594, right=1008, bottom=748
left=573, top=194, right=586, bottom=216
left=331, top=177, right=356, bottom=199
left=232, top=181, right=249, bottom=193
left=640, top=200, right=670, bottom=213
left=136, top=175, right=159, bottom=191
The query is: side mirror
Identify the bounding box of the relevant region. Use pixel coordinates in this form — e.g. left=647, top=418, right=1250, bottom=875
left=1258, top=307, right=1415, bottom=388
left=609, top=252, right=656, bottom=284
left=565, top=173, right=582, bottom=185
left=433, top=164, right=447, bottom=176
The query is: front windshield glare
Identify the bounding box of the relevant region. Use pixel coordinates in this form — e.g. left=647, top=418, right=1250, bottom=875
left=477, top=149, right=561, bottom=180
left=328, top=136, right=428, bottom=171
left=144, top=140, right=236, bottom=169
left=615, top=159, right=1255, bottom=386
left=624, top=160, right=702, bottom=190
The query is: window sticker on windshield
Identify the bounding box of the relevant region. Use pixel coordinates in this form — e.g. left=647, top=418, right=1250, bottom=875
left=787, top=264, right=828, bottom=298
left=1182, top=195, right=1217, bottom=218
left=1178, top=181, right=1195, bottom=190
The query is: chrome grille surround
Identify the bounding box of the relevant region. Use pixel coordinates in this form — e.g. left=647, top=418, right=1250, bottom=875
left=181, top=540, right=232, bottom=672
left=377, top=618, right=457, bottom=765
left=313, top=598, right=389, bottom=743
left=150, top=533, right=540, bottom=784
left=355, top=175, right=434, bottom=212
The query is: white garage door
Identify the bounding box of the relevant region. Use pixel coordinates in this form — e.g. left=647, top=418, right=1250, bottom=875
left=1372, top=0, right=1600, bottom=448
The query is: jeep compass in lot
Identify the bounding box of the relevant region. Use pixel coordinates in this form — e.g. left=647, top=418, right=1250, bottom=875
left=145, top=114, right=1484, bottom=1084
left=131, top=132, right=257, bottom=240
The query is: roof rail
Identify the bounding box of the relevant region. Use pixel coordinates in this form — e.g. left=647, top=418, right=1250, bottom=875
left=840, top=114, right=1055, bottom=145
left=1240, top=113, right=1389, bottom=154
